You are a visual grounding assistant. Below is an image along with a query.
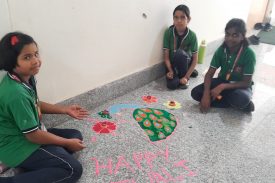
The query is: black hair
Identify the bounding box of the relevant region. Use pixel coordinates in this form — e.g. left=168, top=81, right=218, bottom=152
left=224, top=18, right=249, bottom=47
left=173, top=4, right=190, bottom=19
left=0, top=32, right=37, bottom=72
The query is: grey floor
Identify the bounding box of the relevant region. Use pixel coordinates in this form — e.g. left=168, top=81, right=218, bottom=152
left=2, top=42, right=275, bottom=183
left=71, top=42, right=274, bottom=183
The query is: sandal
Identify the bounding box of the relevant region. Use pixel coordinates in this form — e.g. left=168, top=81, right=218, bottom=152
left=263, top=23, right=272, bottom=32
left=254, top=23, right=264, bottom=30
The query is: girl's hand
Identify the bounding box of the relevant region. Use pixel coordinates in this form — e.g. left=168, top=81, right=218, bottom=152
left=180, top=77, right=188, bottom=85
left=210, top=85, right=224, bottom=100
left=65, top=138, right=86, bottom=152
left=166, top=71, right=174, bottom=79
left=65, top=105, right=89, bottom=120
left=200, top=93, right=211, bottom=113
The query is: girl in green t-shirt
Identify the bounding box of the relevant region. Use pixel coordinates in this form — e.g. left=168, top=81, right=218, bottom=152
left=163, top=4, right=199, bottom=90
left=191, top=19, right=256, bottom=113
left=0, top=32, right=88, bottom=183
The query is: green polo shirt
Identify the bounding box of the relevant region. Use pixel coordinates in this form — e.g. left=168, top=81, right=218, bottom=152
left=210, top=45, right=256, bottom=82
left=163, top=26, right=198, bottom=62
left=0, top=74, right=40, bottom=167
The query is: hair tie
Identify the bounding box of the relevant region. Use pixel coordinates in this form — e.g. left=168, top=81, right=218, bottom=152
left=11, top=35, right=19, bottom=46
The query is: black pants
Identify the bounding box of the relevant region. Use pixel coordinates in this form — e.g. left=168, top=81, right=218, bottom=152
left=166, top=49, right=191, bottom=90
left=191, top=78, right=252, bottom=109
left=0, top=128, right=83, bottom=183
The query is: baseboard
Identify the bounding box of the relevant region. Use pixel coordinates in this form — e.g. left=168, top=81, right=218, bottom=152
left=42, top=39, right=221, bottom=127
left=42, top=63, right=166, bottom=127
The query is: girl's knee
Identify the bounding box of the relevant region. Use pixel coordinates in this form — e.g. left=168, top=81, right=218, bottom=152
left=65, top=158, right=83, bottom=182
left=228, top=91, right=250, bottom=108
left=70, top=129, right=83, bottom=140
left=191, top=86, right=203, bottom=101
left=166, top=78, right=179, bottom=90
left=72, top=160, right=83, bottom=180
left=167, top=82, right=178, bottom=90
left=174, top=49, right=189, bottom=61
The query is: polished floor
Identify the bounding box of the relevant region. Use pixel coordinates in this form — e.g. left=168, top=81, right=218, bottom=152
left=75, top=41, right=275, bottom=183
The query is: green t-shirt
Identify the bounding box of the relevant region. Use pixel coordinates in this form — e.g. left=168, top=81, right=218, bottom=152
left=210, top=45, right=256, bottom=82
left=163, top=26, right=198, bottom=62
left=0, top=74, right=40, bottom=167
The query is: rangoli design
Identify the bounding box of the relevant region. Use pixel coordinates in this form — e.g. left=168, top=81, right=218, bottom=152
left=92, top=121, right=116, bottom=134
left=163, top=100, right=182, bottom=110
left=133, top=108, right=177, bottom=141
left=142, top=95, right=157, bottom=104
left=98, top=110, right=112, bottom=119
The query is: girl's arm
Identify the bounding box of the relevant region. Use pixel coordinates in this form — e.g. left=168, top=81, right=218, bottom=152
left=40, top=101, right=66, bottom=114
left=204, top=67, right=216, bottom=94
left=25, top=129, right=85, bottom=152
left=185, top=52, right=198, bottom=79
left=164, top=49, right=174, bottom=79
left=164, top=49, right=172, bottom=72
left=40, top=101, right=88, bottom=119
left=200, top=67, right=216, bottom=113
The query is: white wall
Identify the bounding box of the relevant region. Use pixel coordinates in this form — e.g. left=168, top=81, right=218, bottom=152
left=272, top=0, right=275, bottom=19
left=0, top=0, right=11, bottom=36
left=185, top=0, right=252, bottom=41
left=1, top=0, right=252, bottom=103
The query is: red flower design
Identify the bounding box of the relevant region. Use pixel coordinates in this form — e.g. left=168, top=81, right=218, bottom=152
left=142, top=95, right=157, bottom=104
left=92, top=121, right=116, bottom=134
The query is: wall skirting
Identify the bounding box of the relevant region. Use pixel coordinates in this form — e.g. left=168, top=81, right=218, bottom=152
left=42, top=39, right=222, bottom=127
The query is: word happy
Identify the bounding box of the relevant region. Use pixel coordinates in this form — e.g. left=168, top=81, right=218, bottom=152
left=91, top=146, right=196, bottom=182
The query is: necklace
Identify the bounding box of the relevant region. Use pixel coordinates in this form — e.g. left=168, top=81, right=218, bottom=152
left=173, top=27, right=189, bottom=52
left=224, top=45, right=243, bottom=80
